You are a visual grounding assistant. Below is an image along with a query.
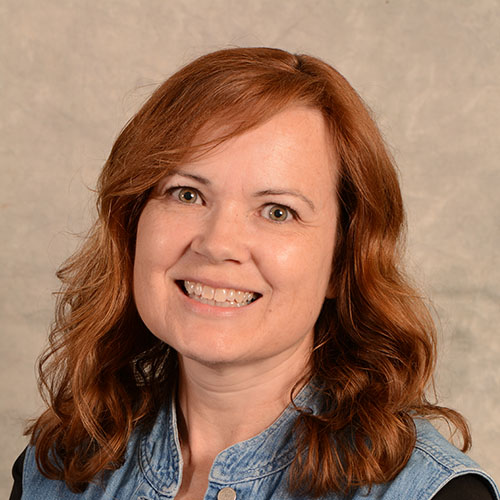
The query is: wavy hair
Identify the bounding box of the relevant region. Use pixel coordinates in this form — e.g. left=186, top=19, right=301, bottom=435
left=27, top=47, right=470, bottom=495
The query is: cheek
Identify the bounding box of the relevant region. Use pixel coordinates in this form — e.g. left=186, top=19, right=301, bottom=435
left=133, top=216, right=177, bottom=338
left=133, top=208, right=172, bottom=308
left=259, top=230, right=335, bottom=301
left=134, top=205, right=188, bottom=273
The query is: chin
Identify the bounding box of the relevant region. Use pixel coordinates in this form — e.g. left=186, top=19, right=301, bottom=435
left=179, top=349, right=246, bottom=368
left=173, top=338, right=244, bottom=366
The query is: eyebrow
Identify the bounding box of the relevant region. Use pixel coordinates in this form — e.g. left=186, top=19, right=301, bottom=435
left=168, top=172, right=316, bottom=211
left=168, top=172, right=210, bottom=185
left=254, top=189, right=316, bottom=211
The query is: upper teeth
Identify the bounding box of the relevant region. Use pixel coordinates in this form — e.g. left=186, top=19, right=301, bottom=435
left=184, top=280, right=257, bottom=307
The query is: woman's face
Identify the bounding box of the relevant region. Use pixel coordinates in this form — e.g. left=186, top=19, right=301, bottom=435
left=133, top=106, right=338, bottom=370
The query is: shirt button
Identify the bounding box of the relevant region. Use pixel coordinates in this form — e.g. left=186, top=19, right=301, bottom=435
left=217, top=486, right=237, bottom=500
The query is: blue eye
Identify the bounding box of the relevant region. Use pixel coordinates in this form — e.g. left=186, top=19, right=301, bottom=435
left=265, top=204, right=291, bottom=222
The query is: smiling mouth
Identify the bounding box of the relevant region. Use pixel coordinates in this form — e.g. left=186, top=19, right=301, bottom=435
left=177, top=280, right=261, bottom=308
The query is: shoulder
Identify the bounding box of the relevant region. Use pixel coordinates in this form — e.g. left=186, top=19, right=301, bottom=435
left=356, top=419, right=499, bottom=500
left=20, top=430, right=148, bottom=499
left=18, top=404, right=174, bottom=499
left=433, top=474, right=496, bottom=500
left=413, top=418, right=496, bottom=487
left=9, top=448, right=26, bottom=500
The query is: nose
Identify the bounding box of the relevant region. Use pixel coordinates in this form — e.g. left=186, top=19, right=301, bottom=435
left=190, top=204, right=251, bottom=264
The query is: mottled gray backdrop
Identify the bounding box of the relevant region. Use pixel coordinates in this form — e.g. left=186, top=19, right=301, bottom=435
left=1, top=0, right=499, bottom=496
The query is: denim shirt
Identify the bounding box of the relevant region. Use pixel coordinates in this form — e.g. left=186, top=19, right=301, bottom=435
left=21, top=384, right=499, bottom=499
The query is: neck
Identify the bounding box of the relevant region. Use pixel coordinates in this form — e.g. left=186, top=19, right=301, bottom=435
left=176, top=344, right=311, bottom=465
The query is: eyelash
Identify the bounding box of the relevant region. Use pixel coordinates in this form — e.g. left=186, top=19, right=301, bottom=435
left=163, top=184, right=299, bottom=222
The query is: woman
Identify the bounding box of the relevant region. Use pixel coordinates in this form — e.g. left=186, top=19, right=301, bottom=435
left=11, top=47, right=499, bottom=499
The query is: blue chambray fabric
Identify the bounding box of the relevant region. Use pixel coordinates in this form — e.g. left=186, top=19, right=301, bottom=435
left=21, top=384, right=499, bottom=499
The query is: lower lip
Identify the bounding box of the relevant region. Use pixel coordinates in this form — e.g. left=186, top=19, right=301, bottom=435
left=177, top=285, right=258, bottom=317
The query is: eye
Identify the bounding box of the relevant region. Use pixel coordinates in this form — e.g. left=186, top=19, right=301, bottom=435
left=263, top=204, right=292, bottom=222
left=168, top=187, right=201, bottom=204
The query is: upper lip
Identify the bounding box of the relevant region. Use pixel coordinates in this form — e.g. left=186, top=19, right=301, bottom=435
left=176, top=277, right=262, bottom=295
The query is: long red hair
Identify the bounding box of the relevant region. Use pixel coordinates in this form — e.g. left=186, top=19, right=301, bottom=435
left=27, top=47, right=469, bottom=495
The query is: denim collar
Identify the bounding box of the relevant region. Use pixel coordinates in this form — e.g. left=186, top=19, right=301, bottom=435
left=139, top=382, right=320, bottom=495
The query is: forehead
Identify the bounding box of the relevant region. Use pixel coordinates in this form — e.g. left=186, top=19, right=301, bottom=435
left=180, top=106, right=338, bottom=186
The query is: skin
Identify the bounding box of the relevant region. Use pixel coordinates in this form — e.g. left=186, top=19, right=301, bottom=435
left=133, top=106, right=338, bottom=499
